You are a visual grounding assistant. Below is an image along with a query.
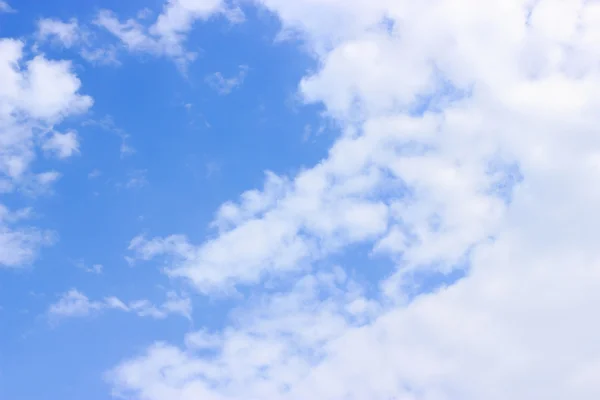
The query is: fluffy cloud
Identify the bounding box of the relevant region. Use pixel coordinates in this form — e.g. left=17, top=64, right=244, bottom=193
left=36, top=18, right=80, bottom=48
left=110, top=0, right=600, bottom=399
left=0, top=39, right=91, bottom=182
left=0, top=38, right=92, bottom=267
left=48, top=290, right=192, bottom=321
left=42, top=130, right=80, bottom=158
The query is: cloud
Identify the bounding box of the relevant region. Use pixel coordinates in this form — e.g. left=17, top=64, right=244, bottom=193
left=79, top=45, right=120, bottom=66
left=93, top=10, right=168, bottom=56
left=124, top=169, right=148, bottom=189
left=0, top=0, right=14, bottom=13
left=107, top=270, right=377, bottom=398
left=129, top=292, right=192, bottom=320
left=88, top=169, right=101, bottom=179
left=35, top=18, right=122, bottom=67
left=42, top=130, right=80, bottom=159
left=48, top=290, right=191, bottom=322
left=48, top=289, right=105, bottom=318
left=0, top=214, right=55, bottom=267
left=0, top=184, right=57, bottom=268
left=205, top=65, right=248, bottom=95
left=74, top=259, right=103, bottom=274
left=110, top=0, right=600, bottom=399
left=82, top=116, right=134, bottom=157
left=0, top=39, right=92, bottom=184
left=34, top=170, right=61, bottom=187
left=36, top=18, right=80, bottom=48
left=95, top=0, right=244, bottom=65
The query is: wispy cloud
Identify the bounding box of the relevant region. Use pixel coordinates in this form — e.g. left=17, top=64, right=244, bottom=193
left=0, top=0, right=15, bottom=13
left=124, top=169, right=148, bottom=189
left=94, top=1, right=244, bottom=67
left=205, top=65, right=248, bottom=95
left=82, top=116, right=135, bottom=158
left=88, top=169, right=102, bottom=179
left=73, top=259, right=103, bottom=274
left=36, top=18, right=80, bottom=48
left=48, top=289, right=191, bottom=322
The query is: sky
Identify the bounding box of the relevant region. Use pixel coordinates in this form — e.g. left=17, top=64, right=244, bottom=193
left=1, top=0, right=600, bottom=399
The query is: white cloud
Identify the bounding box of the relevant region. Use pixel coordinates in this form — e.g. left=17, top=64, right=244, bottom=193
left=42, top=130, right=80, bottom=159
left=48, top=289, right=105, bottom=318
left=74, top=259, right=103, bottom=274
left=34, top=170, right=61, bottom=188
left=129, top=292, right=192, bottom=320
left=94, top=10, right=168, bottom=56
left=0, top=0, right=14, bottom=13
left=90, top=264, right=103, bottom=274
left=82, top=116, right=135, bottom=157
left=0, top=38, right=92, bottom=187
left=137, top=8, right=154, bottom=20
left=79, top=45, right=120, bottom=66
left=205, top=64, right=248, bottom=95
left=88, top=169, right=101, bottom=179
left=223, top=5, right=245, bottom=24
left=0, top=226, right=55, bottom=267
left=184, top=329, right=222, bottom=350
left=124, top=169, right=148, bottom=189
left=48, top=290, right=191, bottom=322
left=107, top=270, right=375, bottom=398
left=95, top=0, right=244, bottom=65
left=0, top=205, right=54, bottom=269
left=160, top=291, right=193, bottom=320
left=35, top=17, right=124, bottom=67
left=111, top=0, right=600, bottom=399
left=36, top=18, right=80, bottom=48
left=104, top=296, right=130, bottom=311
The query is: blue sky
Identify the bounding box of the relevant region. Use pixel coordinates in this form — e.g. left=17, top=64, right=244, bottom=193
left=0, top=2, right=336, bottom=399
left=2, top=1, right=600, bottom=400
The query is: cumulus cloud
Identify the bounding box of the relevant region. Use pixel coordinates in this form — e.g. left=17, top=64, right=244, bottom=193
left=48, top=290, right=191, bottom=322
left=0, top=38, right=91, bottom=267
left=110, top=0, right=600, bottom=399
left=108, top=270, right=379, bottom=398
left=0, top=39, right=92, bottom=183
